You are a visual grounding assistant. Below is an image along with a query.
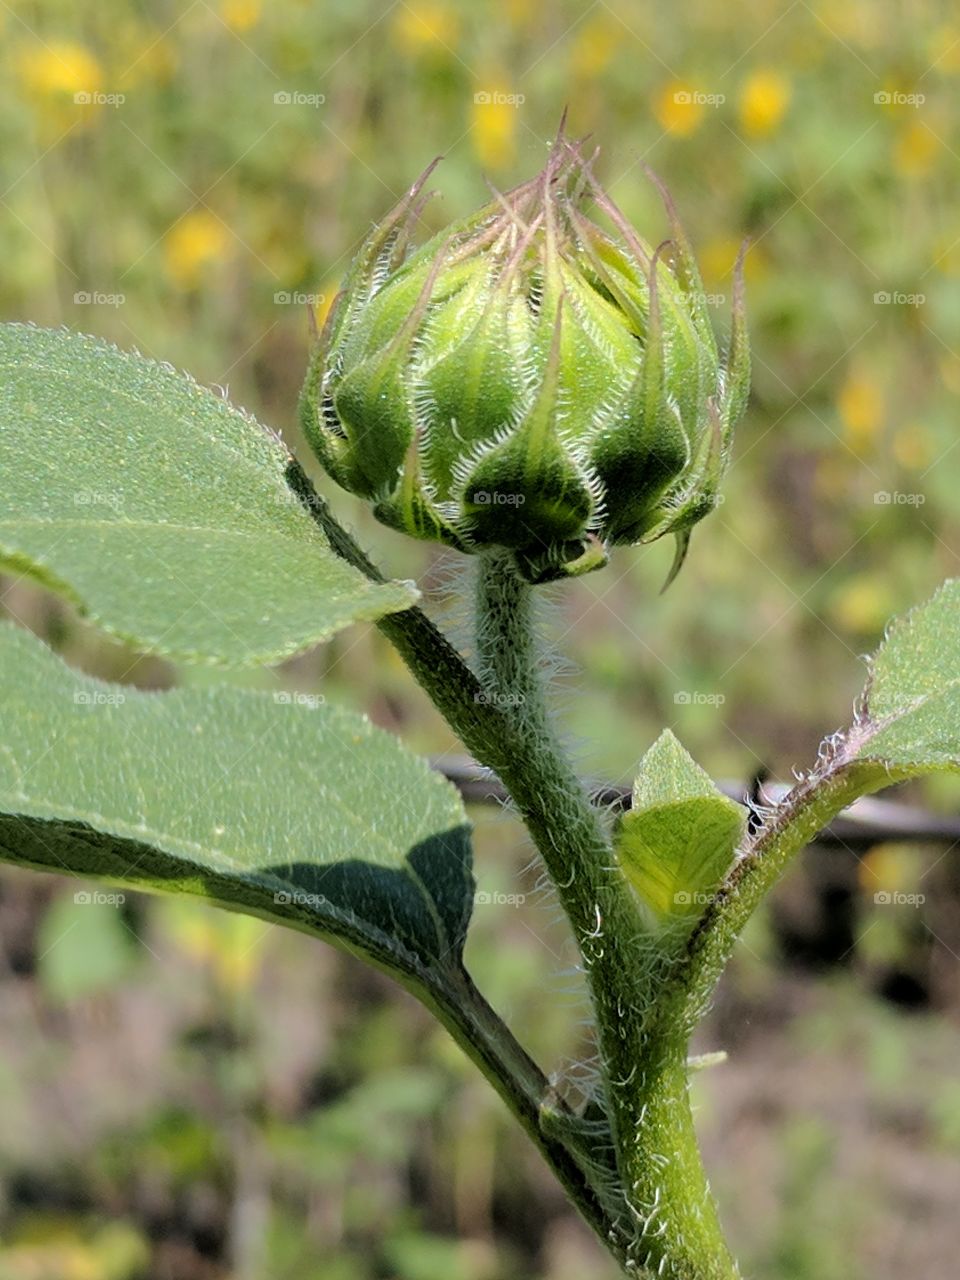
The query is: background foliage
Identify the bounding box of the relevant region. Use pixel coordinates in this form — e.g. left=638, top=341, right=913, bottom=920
left=2, top=0, right=960, bottom=1275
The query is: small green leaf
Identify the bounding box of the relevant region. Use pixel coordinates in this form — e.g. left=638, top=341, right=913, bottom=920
left=615, top=730, right=743, bottom=929
left=0, top=624, right=473, bottom=988
left=0, top=324, right=416, bottom=666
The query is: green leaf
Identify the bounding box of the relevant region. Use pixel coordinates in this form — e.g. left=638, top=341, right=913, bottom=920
left=857, top=578, right=960, bottom=772
left=0, top=624, right=473, bottom=988
left=615, top=730, right=743, bottom=929
left=0, top=324, right=416, bottom=665
left=679, top=580, right=960, bottom=1008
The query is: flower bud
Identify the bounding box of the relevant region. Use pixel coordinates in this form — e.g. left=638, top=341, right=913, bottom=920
left=300, top=130, right=749, bottom=584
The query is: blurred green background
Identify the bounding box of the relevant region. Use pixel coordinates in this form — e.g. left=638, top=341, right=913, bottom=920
left=2, top=0, right=960, bottom=1276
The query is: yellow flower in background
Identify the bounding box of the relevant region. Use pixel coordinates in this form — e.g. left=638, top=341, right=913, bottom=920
left=219, top=0, right=262, bottom=32
left=314, top=286, right=337, bottom=329
left=653, top=81, right=706, bottom=136
left=830, top=574, right=896, bottom=634
left=858, top=843, right=922, bottom=895
left=926, top=24, right=960, bottom=73
left=471, top=86, right=518, bottom=170
left=892, top=120, right=939, bottom=179
left=738, top=70, right=791, bottom=138
left=394, top=2, right=459, bottom=55
left=161, top=899, right=269, bottom=994
left=17, top=40, right=104, bottom=135
left=571, top=14, right=621, bottom=79
left=699, top=236, right=767, bottom=287
left=892, top=423, right=934, bottom=470
left=699, top=238, right=740, bottom=286
left=838, top=370, right=884, bottom=452
left=164, top=210, right=231, bottom=288
left=17, top=40, right=102, bottom=99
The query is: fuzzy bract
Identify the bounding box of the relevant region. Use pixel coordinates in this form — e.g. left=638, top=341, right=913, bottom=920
left=300, top=131, right=749, bottom=583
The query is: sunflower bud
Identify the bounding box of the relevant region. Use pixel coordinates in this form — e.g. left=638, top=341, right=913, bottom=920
left=300, top=130, right=749, bottom=584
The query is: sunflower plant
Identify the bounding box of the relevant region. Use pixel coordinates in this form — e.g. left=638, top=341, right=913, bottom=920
left=2, top=131, right=959, bottom=1280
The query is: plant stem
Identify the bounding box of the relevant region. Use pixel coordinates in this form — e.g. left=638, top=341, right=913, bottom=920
left=422, top=965, right=631, bottom=1264
left=470, top=551, right=739, bottom=1279
left=471, top=551, right=639, bottom=959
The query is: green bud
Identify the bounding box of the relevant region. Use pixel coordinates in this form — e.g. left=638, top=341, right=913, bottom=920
left=300, top=130, right=750, bottom=584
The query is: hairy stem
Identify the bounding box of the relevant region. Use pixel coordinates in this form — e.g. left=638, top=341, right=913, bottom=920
left=472, top=551, right=637, bottom=954
left=471, top=551, right=738, bottom=1279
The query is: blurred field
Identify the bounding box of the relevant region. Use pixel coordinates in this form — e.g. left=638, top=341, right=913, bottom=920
left=2, top=0, right=960, bottom=1275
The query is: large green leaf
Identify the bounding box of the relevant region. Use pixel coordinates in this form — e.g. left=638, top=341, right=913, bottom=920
left=0, top=324, right=416, bottom=665
left=0, top=623, right=473, bottom=986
